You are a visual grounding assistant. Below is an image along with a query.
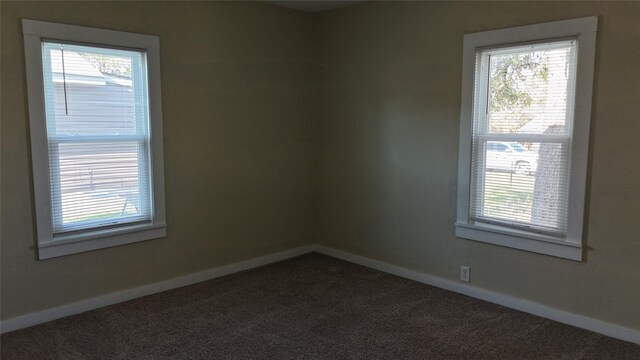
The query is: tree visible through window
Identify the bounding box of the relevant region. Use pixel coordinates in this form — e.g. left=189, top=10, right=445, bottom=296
left=471, top=40, right=575, bottom=236
left=456, top=17, right=597, bottom=260
left=489, top=52, right=549, bottom=132
left=79, top=53, right=133, bottom=77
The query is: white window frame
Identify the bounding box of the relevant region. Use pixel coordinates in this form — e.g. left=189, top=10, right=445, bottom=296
left=23, top=20, right=166, bottom=259
left=455, top=17, right=597, bottom=261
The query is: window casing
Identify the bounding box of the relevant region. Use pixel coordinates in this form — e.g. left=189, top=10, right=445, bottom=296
left=455, top=17, right=597, bottom=261
left=23, top=20, right=166, bottom=259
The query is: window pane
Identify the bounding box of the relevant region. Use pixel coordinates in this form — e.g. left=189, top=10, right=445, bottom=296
left=471, top=141, right=570, bottom=234
left=485, top=41, right=575, bottom=135
left=43, top=43, right=147, bottom=137
left=42, top=42, right=152, bottom=234
left=51, top=141, right=150, bottom=232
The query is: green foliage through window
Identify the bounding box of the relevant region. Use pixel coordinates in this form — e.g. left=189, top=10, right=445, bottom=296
left=79, top=53, right=132, bottom=77
left=490, top=53, right=549, bottom=113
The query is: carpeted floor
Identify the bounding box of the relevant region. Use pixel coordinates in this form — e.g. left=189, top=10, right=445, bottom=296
left=2, top=253, right=639, bottom=359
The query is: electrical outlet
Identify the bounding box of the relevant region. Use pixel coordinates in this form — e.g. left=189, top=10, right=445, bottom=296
left=460, top=265, right=470, bottom=282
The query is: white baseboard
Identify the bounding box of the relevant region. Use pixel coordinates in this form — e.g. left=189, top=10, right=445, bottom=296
left=3, top=244, right=638, bottom=346
left=0, top=245, right=314, bottom=334
left=312, top=245, right=640, bottom=345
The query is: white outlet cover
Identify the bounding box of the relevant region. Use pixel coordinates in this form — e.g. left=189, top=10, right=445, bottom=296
left=460, top=266, right=470, bottom=282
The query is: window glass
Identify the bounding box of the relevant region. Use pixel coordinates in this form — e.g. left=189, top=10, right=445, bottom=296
left=42, top=42, right=152, bottom=234
left=484, top=42, right=574, bottom=136
left=470, top=40, right=576, bottom=237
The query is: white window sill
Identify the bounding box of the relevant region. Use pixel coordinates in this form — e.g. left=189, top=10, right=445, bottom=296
left=455, top=222, right=583, bottom=261
left=38, top=223, right=166, bottom=260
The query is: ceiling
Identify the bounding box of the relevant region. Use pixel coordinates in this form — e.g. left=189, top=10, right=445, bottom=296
left=264, top=1, right=365, bottom=13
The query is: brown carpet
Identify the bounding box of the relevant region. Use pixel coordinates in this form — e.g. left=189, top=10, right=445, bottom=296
left=1, top=253, right=639, bottom=359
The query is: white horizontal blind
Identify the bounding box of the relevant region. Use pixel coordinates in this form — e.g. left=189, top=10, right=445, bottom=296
left=42, top=41, right=152, bottom=235
left=469, top=40, right=577, bottom=237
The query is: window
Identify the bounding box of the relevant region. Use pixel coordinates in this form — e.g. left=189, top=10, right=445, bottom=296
left=455, top=17, right=597, bottom=261
left=23, top=20, right=166, bottom=259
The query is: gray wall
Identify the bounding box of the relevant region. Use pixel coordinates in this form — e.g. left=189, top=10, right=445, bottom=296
left=1, top=1, right=315, bottom=319
left=314, top=1, right=640, bottom=331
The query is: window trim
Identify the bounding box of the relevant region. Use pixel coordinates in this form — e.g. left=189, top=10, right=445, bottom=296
left=23, top=20, right=166, bottom=259
left=455, top=17, right=598, bottom=261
